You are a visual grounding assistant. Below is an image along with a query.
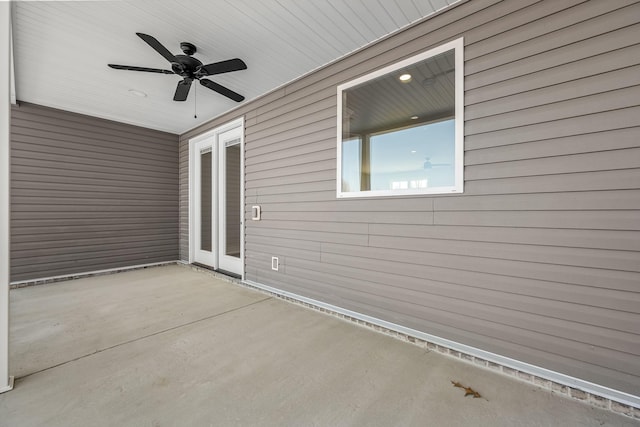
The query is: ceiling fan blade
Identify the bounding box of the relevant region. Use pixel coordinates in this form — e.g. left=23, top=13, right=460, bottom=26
left=108, top=64, right=174, bottom=74
left=173, top=79, right=192, bottom=101
left=198, top=58, right=247, bottom=76
left=136, top=32, right=178, bottom=63
left=200, top=79, right=245, bottom=102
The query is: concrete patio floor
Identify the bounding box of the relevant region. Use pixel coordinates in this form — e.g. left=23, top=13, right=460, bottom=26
left=1, top=264, right=637, bottom=427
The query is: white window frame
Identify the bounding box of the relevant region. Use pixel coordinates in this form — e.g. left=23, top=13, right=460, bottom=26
left=336, top=37, right=464, bottom=198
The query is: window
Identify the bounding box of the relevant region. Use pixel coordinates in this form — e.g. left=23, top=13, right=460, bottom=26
left=337, top=38, right=464, bottom=198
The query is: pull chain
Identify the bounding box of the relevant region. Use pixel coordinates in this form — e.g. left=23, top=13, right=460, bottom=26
left=194, top=81, right=197, bottom=119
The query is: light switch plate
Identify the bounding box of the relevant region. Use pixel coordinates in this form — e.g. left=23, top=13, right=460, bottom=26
left=252, top=205, right=261, bottom=221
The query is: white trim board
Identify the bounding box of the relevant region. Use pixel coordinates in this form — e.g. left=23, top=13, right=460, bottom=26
left=9, top=8, right=15, bottom=106
left=0, top=0, right=13, bottom=394
left=243, top=279, right=640, bottom=409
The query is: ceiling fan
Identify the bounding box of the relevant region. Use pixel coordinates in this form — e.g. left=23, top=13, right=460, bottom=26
left=108, top=33, right=246, bottom=102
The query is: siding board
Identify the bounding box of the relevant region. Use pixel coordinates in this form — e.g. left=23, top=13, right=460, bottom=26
left=10, top=250, right=177, bottom=277
left=464, top=0, right=624, bottom=59
left=11, top=137, right=178, bottom=170
left=465, top=65, right=640, bottom=120
left=12, top=164, right=177, bottom=185
left=245, top=158, right=335, bottom=181
left=245, top=147, right=334, bottom=171
left=12, top=174, right=177, bottom=191
left=256, top=198, right=432, bottom=212
left=464, top=169, right=640, bottom=195
left=319, top=243, right=639, bottom=293
left=245, top=118, right=336, bottom=151
left=465, top=106, right=640, bottom=150
left=246, top=170, right=334, bottom=188
left=466, top=148, right=640, bottom=180
left=247, top=220, right=369, bottom=234
left=264, top=211, right=433, bottom=225
left=318, top=248, right=640, bottom=314
left=11, top=104, right=177, bottom=144
left=466, top=24, right=640, bottom=89
left=245, top=180, right=334, bottom=197
left=465, top=43, right=640, bottom=105
left=245, top=109, right=336, bottom=145
left=368, top=235, right=640, bottom=272
left=466, top=127, right=640, bottom=164
left=12, top=195, right=178, bottom=205
left=246, top=134, right=334, bottom=161
left=246, top=242, right=320, bottom=263
left=179, top=0, right=640, bottom=396
left=369, top=223, right=640, bottom=251
left=247, top=234, right=322, bottom=253
left=11, top=103, right=179, bottom=282
left=432, top=190, right=640, bottom=211
left=12, top=238, right=178, bottom=261
left=248, top=226, right=369, bottom=247
left=465, top=86, right=640, bottom=135
left=11, top=121, right=177, bottom=156
left=248, top=190, right=335, bottom=204
left=433, top=210, right=640, bottom=231
left=246, top=130, right=335, bottom=159
left=12, top=180, right=176, bottom=196
left=12, top=230, right=177, bottom=245
left=465, top=2, right=640, bottom=74
left=253, top=95, right=336, bottom=132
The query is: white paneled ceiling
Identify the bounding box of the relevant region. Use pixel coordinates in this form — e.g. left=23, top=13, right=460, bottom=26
left=11, top=0, right=460, bottom=134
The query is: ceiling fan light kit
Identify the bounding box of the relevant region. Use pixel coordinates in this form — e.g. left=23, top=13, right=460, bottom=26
left=108, top=33, right=247, bottom=103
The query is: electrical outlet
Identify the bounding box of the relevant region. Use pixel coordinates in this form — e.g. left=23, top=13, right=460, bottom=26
left=271, top=257, right=279, bottom=271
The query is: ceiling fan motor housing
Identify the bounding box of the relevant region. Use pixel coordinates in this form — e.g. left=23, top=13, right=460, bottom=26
left=171, top=55, right=203, bottom=78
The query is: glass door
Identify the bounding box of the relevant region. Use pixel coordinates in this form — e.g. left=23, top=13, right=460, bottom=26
left=217, top=127, right=242, bottom=275
left=192, top=122, right=243, bottom=276
left=193, top=139, right=216, bottom=267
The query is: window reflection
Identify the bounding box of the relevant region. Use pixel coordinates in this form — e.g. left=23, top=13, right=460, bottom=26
left=370, top=119, right=455, bottom=191
left=338, top=41, right=462, bottom=196
left=342, top=119, right=455, bottom=192
left=341, top=137, right=361, bottom=192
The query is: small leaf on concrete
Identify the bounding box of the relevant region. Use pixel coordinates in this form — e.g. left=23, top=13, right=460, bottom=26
left=451, top=380, right=483, bottom=399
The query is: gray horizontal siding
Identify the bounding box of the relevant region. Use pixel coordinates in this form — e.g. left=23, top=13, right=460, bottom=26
left=179, top=0, right=640, bottom=396
left=11, top=102, right=179, bottom=282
